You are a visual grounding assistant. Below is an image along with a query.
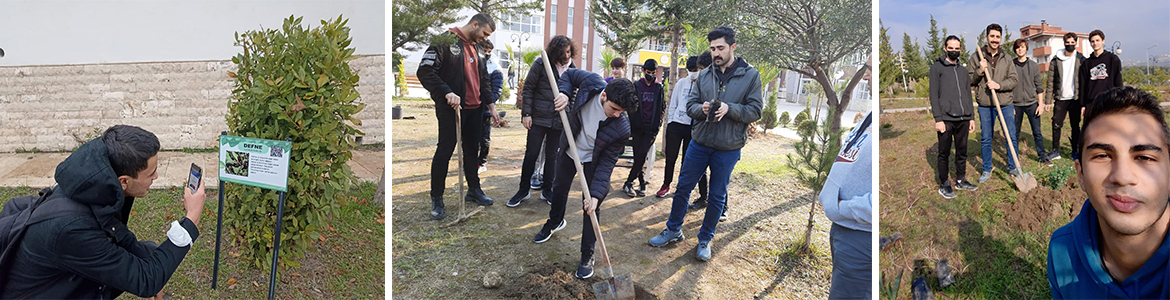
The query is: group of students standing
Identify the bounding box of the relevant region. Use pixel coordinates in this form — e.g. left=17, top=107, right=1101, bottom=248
left=930, top=23, right=1123, bottom=199
left=417, top=14, right=872, bottom=299
left=416, top=14, right=763, bottom=279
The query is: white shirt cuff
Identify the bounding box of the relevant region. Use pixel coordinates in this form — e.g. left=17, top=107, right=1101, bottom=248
left=167, top=220, right=193, bottom=247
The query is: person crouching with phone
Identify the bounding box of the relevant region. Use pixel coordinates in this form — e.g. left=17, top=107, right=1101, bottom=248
left=1, top=125, right=206, bottom=299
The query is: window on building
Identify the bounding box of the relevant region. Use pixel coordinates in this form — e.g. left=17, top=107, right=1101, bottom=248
left=551, top=5, right=557, bottom=23
left=568, top=8, right=574, bottom=25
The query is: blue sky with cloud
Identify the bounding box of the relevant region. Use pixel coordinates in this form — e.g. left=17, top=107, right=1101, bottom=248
left=881, top=0, right=1170, bottom=65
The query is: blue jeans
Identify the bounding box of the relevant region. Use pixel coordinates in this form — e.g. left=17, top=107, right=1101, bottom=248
left=978, top=105, right=1018, bottom=172
left=665, top=141, right=741, bottom=241
left=1014, top=103, right=1047, bottom=159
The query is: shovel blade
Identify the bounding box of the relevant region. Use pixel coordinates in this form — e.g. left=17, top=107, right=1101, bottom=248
left=1014, top=172, right=1039, bottom=193
left=593, top=273, right=635, bottom=300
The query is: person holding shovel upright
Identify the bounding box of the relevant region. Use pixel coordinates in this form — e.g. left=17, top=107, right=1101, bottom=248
left=533, top=67, right=639, bottom=279
left=1047, top=87, right=1170, bottom=298
left=417, top=13, right=496, bottom=220
left=648, top=26, right=762, bottom=262
left=968, top=23, right=1019, bottom=183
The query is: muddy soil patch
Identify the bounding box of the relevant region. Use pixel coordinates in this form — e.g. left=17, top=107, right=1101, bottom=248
left=499, top=262, right=659, bottom=300
left=997, top=180, right=1086, bottom=233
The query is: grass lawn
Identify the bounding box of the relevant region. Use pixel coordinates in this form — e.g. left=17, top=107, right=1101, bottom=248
left=0, top=181, right=384, bottom=299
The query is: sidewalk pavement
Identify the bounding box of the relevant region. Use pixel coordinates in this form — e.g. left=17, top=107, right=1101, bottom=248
left=0, top=150, right=384, bottom=188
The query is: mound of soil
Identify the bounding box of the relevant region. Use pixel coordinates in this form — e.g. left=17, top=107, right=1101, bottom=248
left=997, top=181, right=1087, bottom=232
left=499, top=262, right=658, bottom=300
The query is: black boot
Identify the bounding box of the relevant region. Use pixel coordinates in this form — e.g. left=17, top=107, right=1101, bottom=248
left=430, top=196, right=446, bottom=220
left=465, top=189, right=494, bottom=206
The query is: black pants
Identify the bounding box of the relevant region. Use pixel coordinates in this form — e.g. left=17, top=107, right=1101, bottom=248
left=545, top=150, right=602, bottom=255
left=663, top=123, right=708, bottom=198
left=518, top=124, right=561, bottom=196
left=936, top=120, right=970, bottom=186
left=1014, top=103, right=1048, bottom=158
left=430, top=105, right=484, bottom=199
left=478, top=113, right=492, bottom=165
left=1051, top=100, right=1081, bottom=156
left=626, top=128, right=655, bottom=186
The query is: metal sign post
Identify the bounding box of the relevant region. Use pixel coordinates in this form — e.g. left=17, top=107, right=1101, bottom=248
left=210, top=134, right=293, bottom=300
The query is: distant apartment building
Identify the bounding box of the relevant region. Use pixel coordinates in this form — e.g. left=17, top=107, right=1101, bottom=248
left=1018, top=20, right=1091, bottom=72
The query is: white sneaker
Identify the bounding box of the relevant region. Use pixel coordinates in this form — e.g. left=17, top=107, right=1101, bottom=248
left=477, top=165, right=486, bottom=174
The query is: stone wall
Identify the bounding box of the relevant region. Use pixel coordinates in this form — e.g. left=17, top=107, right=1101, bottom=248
left=0, top=55, right=384, bottom=152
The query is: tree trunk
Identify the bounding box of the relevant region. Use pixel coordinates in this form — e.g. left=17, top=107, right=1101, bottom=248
left=663, top=28, right=682, bottom=148
left=802, top=196, right=817, bottom=250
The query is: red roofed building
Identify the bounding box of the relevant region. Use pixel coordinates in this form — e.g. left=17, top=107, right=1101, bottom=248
left=1019, top=21, right=1091, bottom=72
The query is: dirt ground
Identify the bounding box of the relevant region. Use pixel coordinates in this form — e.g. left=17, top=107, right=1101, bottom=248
left=391, top=97, right=835, bottom=299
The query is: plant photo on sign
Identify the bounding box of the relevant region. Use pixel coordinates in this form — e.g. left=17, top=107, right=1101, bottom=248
left=225, top=14, right=365, bottom=270
left=226, top=151, right=251, bottom=176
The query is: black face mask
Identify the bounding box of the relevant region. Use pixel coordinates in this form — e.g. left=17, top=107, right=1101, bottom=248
left=644, top=73, right=655, bottom=82
left=946, top=50, right=960, bottom=61
left=1065, top=44, right=1076, bottom=52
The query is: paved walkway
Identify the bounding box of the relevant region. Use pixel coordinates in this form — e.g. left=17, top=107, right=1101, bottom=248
left=0, top=150, right=384, bottom=188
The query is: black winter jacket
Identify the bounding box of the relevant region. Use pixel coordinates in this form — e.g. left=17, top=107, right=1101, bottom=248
left=556, top=68, right=631, bottom=201
left=929, top=55, right=975, bottom=122
left=629, top=78, right=666, bottom=134
left=416, top=31, right=492, bottom=109
left=522, top=57, right=575, bottom=130
left=0, top=139, right=199, bottom=299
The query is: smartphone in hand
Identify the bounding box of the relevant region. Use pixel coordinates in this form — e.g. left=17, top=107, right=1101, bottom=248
left=187, top=163, right=202, bottom=195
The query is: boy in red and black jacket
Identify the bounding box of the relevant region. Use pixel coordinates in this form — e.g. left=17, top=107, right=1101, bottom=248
left=416, top=13, right=496, bottom=220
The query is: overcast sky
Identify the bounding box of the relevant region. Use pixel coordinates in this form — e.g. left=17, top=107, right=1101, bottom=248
left=881, top=0, right=1170, bottom=64
left=0, top=0, right=384, bottom=66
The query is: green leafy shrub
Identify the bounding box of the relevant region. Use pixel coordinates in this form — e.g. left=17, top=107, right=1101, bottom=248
left=778, top=111, right=790, bottom=128
left=225, top=15, right=364, bottom=269
left=794, top=108, right=810, bottom=125
left=1046, top=164, right=1074, bottom=190
left=760, top=93, right=779, bottom=133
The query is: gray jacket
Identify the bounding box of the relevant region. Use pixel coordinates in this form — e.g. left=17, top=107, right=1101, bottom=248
left=968, top=45, right=1018, bottom=107
left=1012, top=58, right=1044, bottom=106
left=686, top=57, right=763, bottom=151
left=1047, top=50, right=1084, bottom=103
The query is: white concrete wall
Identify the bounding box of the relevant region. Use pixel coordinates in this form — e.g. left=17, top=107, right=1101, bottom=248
left=0, top=55, right=385, bottom=152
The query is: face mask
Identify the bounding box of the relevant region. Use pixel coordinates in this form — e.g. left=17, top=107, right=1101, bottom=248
left=946, top=50, right=960, bottom=61
left=484, top=54, right=491, bottom=60
left=1065, top=44, right=1076, bottom=52
left=645, top=73, right=655, bottom=82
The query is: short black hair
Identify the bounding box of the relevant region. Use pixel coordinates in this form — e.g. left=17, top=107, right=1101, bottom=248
left=686, top=56, right=698, bottom=71
left=642, top=58, right=657, bottom=70
left=698, top=51, right=712, bottom=69
left=1064, top=32, right=1079, bottom=43
left=944, top=35, right=961, bottom=46
left=609, top=57, right=625, bottom=69
left=985, top=23, right=1002, bottom=36
left=1089, top=29, right=1105, bottom=41
left=469, top=13, right=496, bottom=31
left=707, top=26, right=736, bottom=45
left=1079, top=87, right=1170, bottom=157
left=102, top=125, right=160, bottom=178
left=480, top=39, right=494, bottom=50
left=604, top=78, right=639, bottom=113
left=547, top=35, right=576, bottom=65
